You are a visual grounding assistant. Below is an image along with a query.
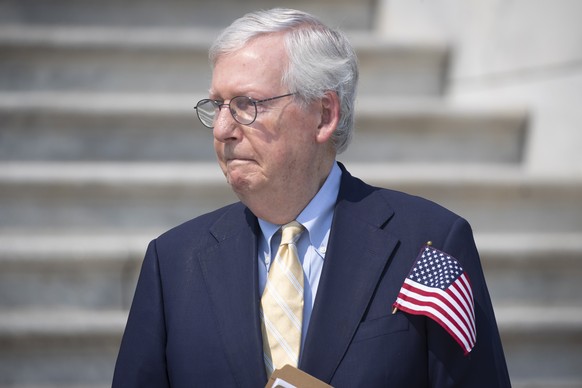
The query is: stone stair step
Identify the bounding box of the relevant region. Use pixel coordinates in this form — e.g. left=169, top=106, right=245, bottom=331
left=0, top=162, right=236, bottom=233
left=512, top=381, right=582, bottom=388
left=0, top=92, right=527, bottom=164
left=0, top=26, right=448, bottom=96
left=0, top=309, right=124, bottom=341
left=0, top=92, right=215, bottom=162
left=344, top=98, right=527, bottom=163
left=0, top=233, right=149, bottom=310
left=0, top=310, right=123, bottom=387
left=1, top=163, right=580, bottom=233
left=497, top=306, right=582, bottom=386
left=477, top=233, right=582, bottom=308
left=0, top=0, right=378, bottom=29
left=350, top=163, right=582, bottom=234
left=0, top=306, right=580, bottom=387
left=0, top=232, right=579, bottom=311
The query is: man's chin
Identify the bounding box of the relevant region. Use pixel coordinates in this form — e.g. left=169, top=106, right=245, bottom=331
left=225, top=173, right=251, bottom=193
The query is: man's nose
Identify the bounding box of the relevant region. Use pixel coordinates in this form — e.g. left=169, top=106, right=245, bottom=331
left=213, top=106, right=240, bottom=142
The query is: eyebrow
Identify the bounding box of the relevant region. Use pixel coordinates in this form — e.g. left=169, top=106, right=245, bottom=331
left=208, top=87, right=261, bottom=100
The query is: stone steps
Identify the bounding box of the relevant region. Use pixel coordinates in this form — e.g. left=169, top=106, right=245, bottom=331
left=0, top=305, right=579, bottom=387
left=1, top=231, right=580, bottom=310
left=0, top=1, right=579, bottom=386
left=1, top=226, right=581, bottom=386
left=0, top=26, right=447, bottom=96
left=0, top=0, right=378, bottom=29
left=0, top=92, right=527, bottom=163
left=1, top=163, right=580, bottom=233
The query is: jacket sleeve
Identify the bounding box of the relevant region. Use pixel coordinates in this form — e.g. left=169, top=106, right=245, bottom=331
left=427, top=217, right=511, bottom=387
left=112, top=240, right=171, bottom=388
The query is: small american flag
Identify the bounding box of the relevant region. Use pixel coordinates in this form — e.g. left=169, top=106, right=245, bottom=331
left=393, top=244, right=476, bottom=355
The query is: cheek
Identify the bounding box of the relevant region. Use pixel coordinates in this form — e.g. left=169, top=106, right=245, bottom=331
left=213, top=141, right=227, bottom=169
left=213, top=140, right=223, bottom=156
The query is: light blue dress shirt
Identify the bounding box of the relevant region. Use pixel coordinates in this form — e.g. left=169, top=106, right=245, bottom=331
left=257, top=162, right=342, bottom=350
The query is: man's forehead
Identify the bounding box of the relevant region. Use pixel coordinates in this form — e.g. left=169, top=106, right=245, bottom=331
left=210, top=39, right=287, bottom=97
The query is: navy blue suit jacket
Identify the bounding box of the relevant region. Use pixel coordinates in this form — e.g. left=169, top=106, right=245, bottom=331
left=113, top=165, right=511, bottom=387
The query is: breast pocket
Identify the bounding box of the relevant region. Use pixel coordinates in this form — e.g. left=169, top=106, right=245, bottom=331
left=352, top=313, right=409, bottom=343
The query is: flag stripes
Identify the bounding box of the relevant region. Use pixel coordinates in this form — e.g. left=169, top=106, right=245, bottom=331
left=393, top=245, right=476, bottom=355
left=395, top=277, right=475, bottom=354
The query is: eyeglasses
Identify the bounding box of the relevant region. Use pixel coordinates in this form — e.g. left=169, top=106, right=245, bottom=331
left=194, top=93, right=294, bottom=129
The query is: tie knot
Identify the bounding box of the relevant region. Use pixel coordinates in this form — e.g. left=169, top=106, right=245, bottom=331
left=280, top=221, right=304, bottom=245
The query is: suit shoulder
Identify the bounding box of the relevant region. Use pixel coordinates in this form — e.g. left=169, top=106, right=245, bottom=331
left=378, top=187, right=461, bottom=222
left=340, top=165, right=462, bottom=225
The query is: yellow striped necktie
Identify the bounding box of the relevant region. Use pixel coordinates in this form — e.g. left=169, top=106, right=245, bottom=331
left=260, top=221, right=305, bottom=376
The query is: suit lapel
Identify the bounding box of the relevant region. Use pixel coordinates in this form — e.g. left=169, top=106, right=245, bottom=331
left=299, top=169, right=400, bottom=382
left=197, top=206, right=267, bottom=387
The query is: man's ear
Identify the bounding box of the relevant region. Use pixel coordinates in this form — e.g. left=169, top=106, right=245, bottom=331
left=316, top=91, right=340, bottom=144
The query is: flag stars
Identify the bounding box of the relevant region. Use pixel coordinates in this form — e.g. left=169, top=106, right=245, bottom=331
left=407, top=246, right=465, bottom=285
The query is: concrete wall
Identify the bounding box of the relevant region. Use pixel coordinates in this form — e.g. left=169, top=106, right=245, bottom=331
left=376, top=0, right=582, bottom=177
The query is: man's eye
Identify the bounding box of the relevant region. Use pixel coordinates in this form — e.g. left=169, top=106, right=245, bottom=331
left=234, top=98, right=252, bottom=110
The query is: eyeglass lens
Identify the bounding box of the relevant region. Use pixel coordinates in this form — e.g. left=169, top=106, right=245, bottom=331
left=195, top=96, right=257, bottom=128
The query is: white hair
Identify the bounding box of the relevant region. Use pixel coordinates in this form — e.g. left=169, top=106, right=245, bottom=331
left=209, top=8, right=359, bottom=154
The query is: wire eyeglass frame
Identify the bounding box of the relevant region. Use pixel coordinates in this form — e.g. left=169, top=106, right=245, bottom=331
left=194, top=93, right=295, bottom=129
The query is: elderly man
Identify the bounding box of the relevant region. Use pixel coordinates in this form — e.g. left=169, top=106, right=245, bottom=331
left=113, top=8, right=510, bottom=387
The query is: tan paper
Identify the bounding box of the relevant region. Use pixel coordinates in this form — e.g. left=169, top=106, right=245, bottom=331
left=265, top=365, right=333, bottom=388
